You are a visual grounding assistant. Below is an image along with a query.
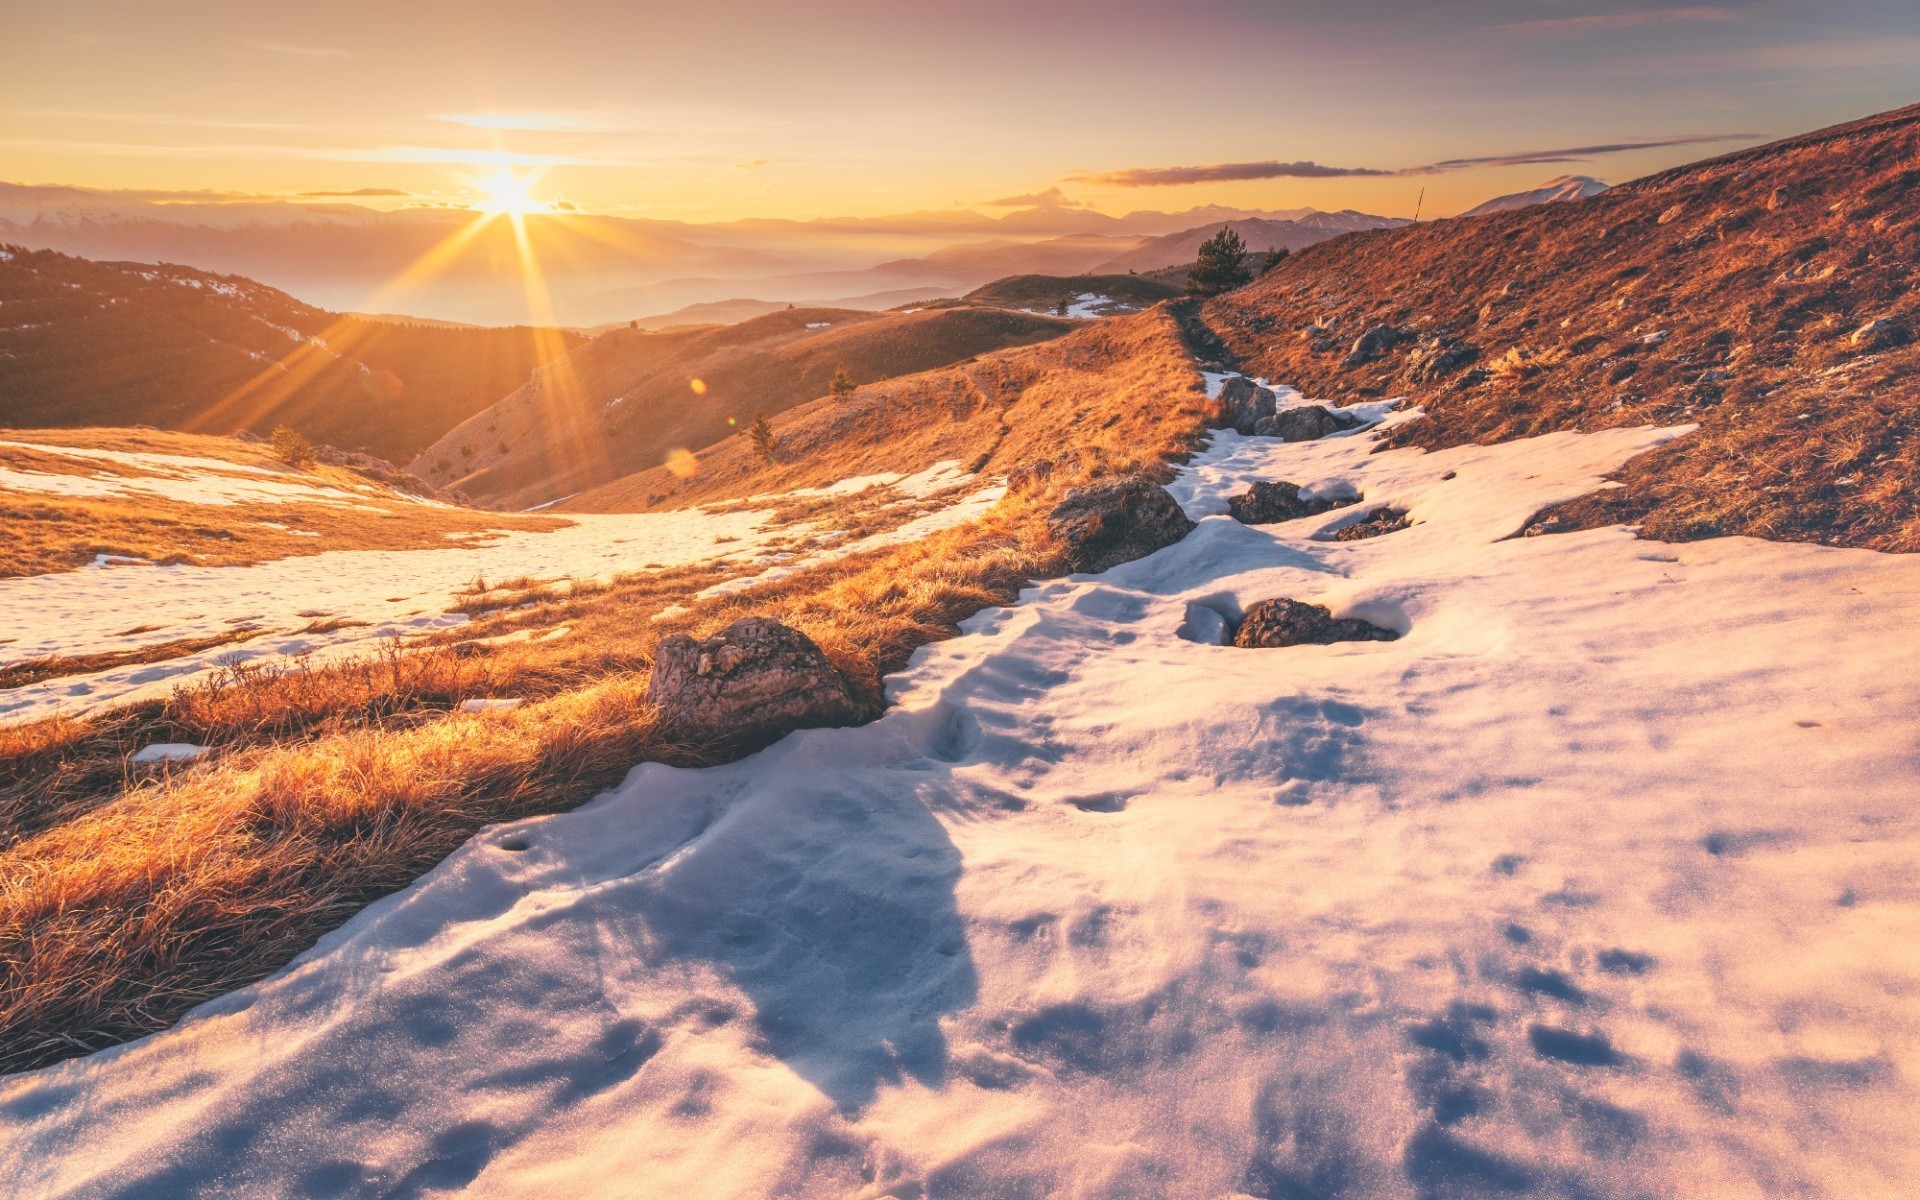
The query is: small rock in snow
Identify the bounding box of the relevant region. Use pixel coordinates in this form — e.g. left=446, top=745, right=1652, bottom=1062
left=1254, top=406, right=1345, bottom=442
left=1231, top=598, right=1399, bottom=649
left=1326, top=507, right=1413, bottom=542
left=1227, top=480, right=1346, bottom=525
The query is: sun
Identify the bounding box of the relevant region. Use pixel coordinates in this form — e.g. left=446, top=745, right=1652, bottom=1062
left=472, top=167, right=549, bottom=216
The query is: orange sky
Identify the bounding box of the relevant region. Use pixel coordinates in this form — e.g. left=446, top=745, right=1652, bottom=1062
left=5, top=0, right=1919, bottom=221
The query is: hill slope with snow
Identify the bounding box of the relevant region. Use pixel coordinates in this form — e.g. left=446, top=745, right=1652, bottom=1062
left=1459, top=175, right=1609, bottom=217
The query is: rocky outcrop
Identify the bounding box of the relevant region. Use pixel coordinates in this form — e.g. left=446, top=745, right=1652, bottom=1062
left=649, top=617, right=860, bottom=746
left=1047, top=475, right=1196, bottom=574
left=1231, top=598, right=1399, bottom=649
left=1227, top=481, right=1348, bottom=525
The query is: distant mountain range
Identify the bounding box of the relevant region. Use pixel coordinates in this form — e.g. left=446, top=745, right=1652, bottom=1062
left=0, top=184, right=1390, bottom=327
left=1459, top=175, right=1610, bottom=218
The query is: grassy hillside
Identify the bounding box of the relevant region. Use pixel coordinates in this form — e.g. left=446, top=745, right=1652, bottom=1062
left=1200, top=101, right=1920, bottom=552
left=960, top=273, right=1184, bottom=313
left=0, top=247, right=585, bottom=461
left=413, top=304, right=1075, bottom=509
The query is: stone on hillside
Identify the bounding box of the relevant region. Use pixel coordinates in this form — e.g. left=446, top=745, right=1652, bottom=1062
left=1404, top=337, right=1479, bottom=384
left=1254, top=406, right=1345, bottom=442
left=1231, top=598, right=1400, bottom=649
left=1047, top=475, right=1196, bottom=574
left=649, top=617, right=860, bottom=746
left=1851, top=318, right=1907, bottom=348
left=1327, top=507, right=1412, bottom=542
left=1343, top=323, right=1411, bottom=367
left=1228, top=480, right=1345, bottom=525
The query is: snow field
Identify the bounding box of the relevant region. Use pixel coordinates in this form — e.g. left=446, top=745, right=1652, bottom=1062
left=2, top=395, right=1917, bottom=1197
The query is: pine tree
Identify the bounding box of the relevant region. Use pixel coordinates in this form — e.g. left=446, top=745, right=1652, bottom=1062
left=270, top=425, right=316, bottom=469
left=748, top=411, right=777, bottom=463
left=1261, top=247, right=1291, bottom=274
left=1189, top=228, right=1253, bottom=296
left=828, top=365, right=857, bottom=400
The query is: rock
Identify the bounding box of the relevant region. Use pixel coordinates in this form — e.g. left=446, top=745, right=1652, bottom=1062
left=1327, top=507, right=1411, bottom=542
left=1850, top=318, right=1907, bottom=348
left=1254, top=406, right=1345, bottom=442
left=1404, top=337, right=1479, bottom=384
left=1228, top=480, right=1344, bottom=525
left=649, top=617, right=860, bottom=746
left=1232, top=598, right=1399, bottom=649
left=1214, top=377, right=1277, bottom=434
left=1343, top=323, right=1410, bottom=367
left=1047, top=475, right=1196, bottom=574
left=1007, top=458, right=1056, bottom=495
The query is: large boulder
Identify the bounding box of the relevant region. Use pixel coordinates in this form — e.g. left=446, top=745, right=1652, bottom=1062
left=649, top=617, right=860, bottom=746
left=1231, top=598, right=1399, bottom=649
left=1227, top=480, right=1346, bottom=525
left=1215, top=376, right=1278, bottom=435
left=1254, top=406, right=1346, bottom=442
left=1047, top=475, right=1196, bottom=574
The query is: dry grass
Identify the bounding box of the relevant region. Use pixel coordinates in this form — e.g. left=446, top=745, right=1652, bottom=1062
left=0, top=629, right=269, bottom=691
left=0, top=428, right=567, bottom=577
left=0, top=307, right=1210, bottom=1073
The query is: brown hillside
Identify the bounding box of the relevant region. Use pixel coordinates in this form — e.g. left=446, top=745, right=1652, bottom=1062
left=412, top=305, right=1075, bottom=509
left=0, top=247, right=585, bottom=461
left=1201, top=101, right=1920, bottom=551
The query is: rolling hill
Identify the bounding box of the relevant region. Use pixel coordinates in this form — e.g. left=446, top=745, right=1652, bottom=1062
left=0, top=247, right=585, bottom=462
left=413, top=304, right=1077, bottom=508
left=1460, top=174, right=1610, bottom=217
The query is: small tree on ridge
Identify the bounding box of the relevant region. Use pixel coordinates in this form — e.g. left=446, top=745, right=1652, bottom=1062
left=747, top=411, right=777, bottom=464
left=1189, top=227, right=1253, bottom=296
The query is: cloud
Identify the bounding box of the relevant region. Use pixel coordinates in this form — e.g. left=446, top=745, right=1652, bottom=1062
left=1069, top=161, right=1393, bottom=187
left=1487, top=7, right=1737, bottom=35
left=982, top=186, right=1086, bottom=209
left=735, top=159, right=768, bottom=171
left=1072, top=133, right=1758, bottom=187
left=433, top=111, right=615, bottom=132
left=236, top=37, right=350, bottom=60
left=297, top=187, right=412, bottom=198
left=1415, top=133, right=1760, bottom=172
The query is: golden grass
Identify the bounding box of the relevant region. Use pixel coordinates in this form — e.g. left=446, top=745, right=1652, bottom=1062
left=0, top=428, right=567, bottom=578
left=0, top=308, right=1211, bottom=1073
left=0, top=629, right=268, bottom=691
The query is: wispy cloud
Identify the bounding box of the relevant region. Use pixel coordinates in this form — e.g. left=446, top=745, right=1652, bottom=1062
left=1071, top=132, right=1758, bottom=187
left=735, top=159, right=769, bottom=171
left=236, top=37, right=351, bottom=61
left=297, top=187, right=412, bottom=198
left=433, top=111, right=615, bottom=132
left=982, top=186, right=1086, bottom=208
left=1069, top=161, right=1392, bottom=187
left=1486, top=6, right=1738, bottom=35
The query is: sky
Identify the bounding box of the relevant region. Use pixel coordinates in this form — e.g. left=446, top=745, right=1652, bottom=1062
left=4, top=0, right=1919, bottom=221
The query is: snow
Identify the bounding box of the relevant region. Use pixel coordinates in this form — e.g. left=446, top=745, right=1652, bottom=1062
left=6, top=389, right=1917, bottom=1196
left=1022, top=293, right=1115, bottom=320
left=127, top=742, right=208, bottom=764
left=0, top=441, right=399, bottom=509
left=459, top=698, right=524, bottom=714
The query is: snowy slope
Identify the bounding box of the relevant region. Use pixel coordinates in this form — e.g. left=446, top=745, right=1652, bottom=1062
left=3, top=397, right=1917, bottom=1197
left=1460, top=175, right=1609, bottom=218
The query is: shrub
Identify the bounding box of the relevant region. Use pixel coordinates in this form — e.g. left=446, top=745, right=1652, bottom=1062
left=748, top=411, right=777, bottom=464
left=1189, top=228, right=1253, bottom=296
left=829, top=365, right=857, bottom=400
left=1261, top=247, right=1290, bottom=274
left=269, top=425, right=316, bottom=469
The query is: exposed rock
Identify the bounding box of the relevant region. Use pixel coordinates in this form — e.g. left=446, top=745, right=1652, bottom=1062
left=1254, top=406, right=1345, bottom=442
left=1227, top=480, right=1347, bottom=525
left=1231, top=598, right=1400, bottom=649
left=649, top=617, right=860, bottom=746
left=1047, top=475, right=1196, bottom=574
left=1326, top=507, right=1412, bottom=542
left=1404, top=337, right=1479, bottom=384
left=1214, top=377, right=1278, bottom=434
left=1343, top=323, right=1411, bottom=367
left=1851, top=318, right=1908, bottom=348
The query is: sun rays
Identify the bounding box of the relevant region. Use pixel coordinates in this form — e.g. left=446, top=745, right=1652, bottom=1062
left=187, top=166, right=611, bottom=492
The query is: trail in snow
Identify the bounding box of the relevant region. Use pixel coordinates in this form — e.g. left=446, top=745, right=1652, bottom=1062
left=3, top=397, right=1918, bottom=1198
